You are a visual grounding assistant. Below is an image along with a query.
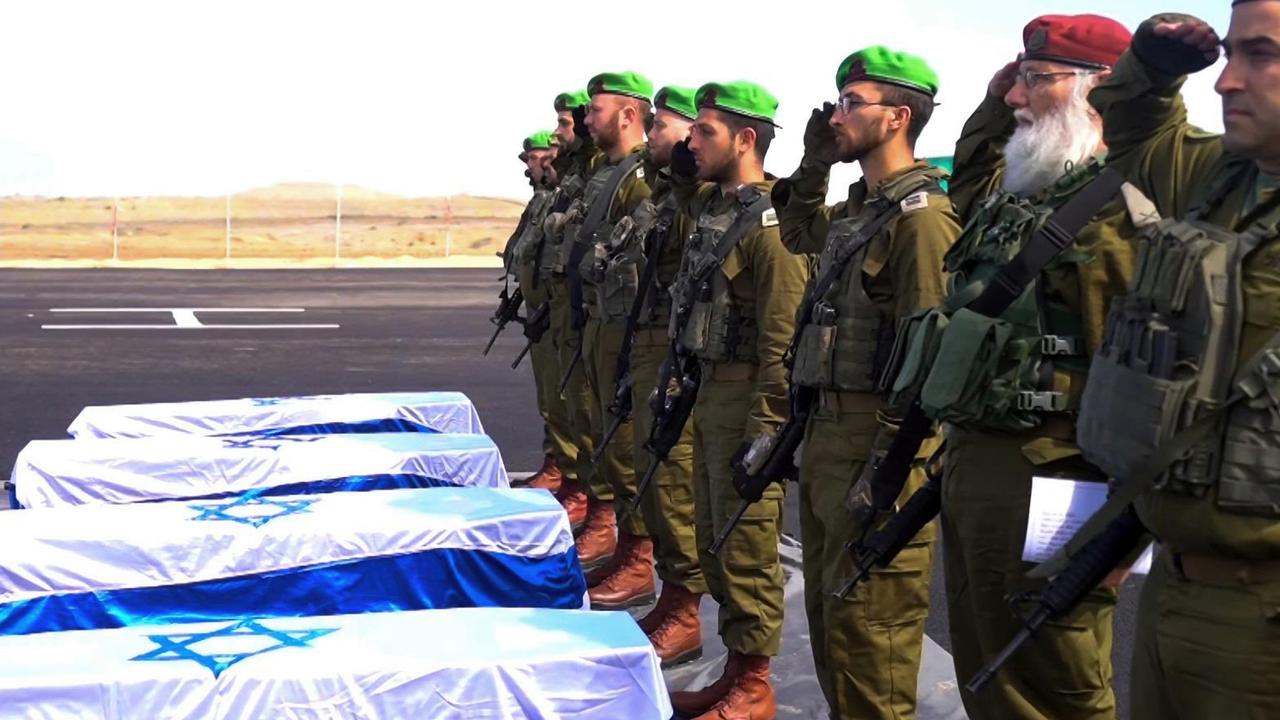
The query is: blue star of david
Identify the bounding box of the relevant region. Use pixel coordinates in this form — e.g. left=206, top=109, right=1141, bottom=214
left=190, top=496, right=316, bottom=528
left=221, top=435, right=325, bottom=450
left=250, top=397, right=288, bottom=407
left=131, top=618, right=337, bottom=678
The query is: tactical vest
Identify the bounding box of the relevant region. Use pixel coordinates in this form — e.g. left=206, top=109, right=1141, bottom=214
left=571, top=155, right=646, bottom=316
left=669, top=186, right=772, bottom=364
left=510, top=190, right=556, bottom=276
left=887, top=162, right=1125, bottom=432
left=1077, top=191, right=1280, bottom=518
left=540, top=172, right=589, bottom=276
left=791, top=176, right=942, bottom=393
left=590, top=192, right=677, bottom=323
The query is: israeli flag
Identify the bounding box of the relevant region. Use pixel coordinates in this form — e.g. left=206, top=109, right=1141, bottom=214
left=0, top=487, right=585, bottom=636
left=11, top=433, right=509, bottom=510
left=67, top=391, right=484, bottom=439
left=0, top=608, right=672, bottom=719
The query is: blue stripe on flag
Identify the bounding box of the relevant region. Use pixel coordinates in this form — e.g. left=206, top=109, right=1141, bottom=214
left=0, top=546, right=586, bottom=636
left=221, top=418, right=441, bottom=438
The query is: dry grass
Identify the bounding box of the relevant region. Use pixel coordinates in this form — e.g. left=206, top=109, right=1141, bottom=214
left=0, top=183, right=525, bottom=263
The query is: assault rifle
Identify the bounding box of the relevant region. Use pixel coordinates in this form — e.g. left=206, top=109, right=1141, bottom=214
left=483, top=286, right=524, bottom=357
left=627, top=350, right=700, bottom=516
left=510, top=302, right=551, bottom=370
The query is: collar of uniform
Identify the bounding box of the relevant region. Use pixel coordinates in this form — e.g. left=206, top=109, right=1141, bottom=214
left=606, top=143, right=648, bottom=167
left=846, top=160, right=938, bottom=216
left=712, top=179, right=775, bottom=208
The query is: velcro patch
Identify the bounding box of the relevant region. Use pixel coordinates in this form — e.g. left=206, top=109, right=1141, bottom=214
left=900, top=192, right=929, bottom=213
left=761, top=208, right=779, bottom=227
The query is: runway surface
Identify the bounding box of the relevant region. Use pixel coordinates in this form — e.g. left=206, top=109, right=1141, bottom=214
left=0, top=268, right=1144, bottom=718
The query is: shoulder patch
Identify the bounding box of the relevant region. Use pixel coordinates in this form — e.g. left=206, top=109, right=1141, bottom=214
left=761, top=208, right=779, bottom=227
left=900, top=191, right=929, bottom=213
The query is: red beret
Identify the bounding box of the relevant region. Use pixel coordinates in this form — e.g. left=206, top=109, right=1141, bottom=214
left=1023, top=14, right=1132, bottom=70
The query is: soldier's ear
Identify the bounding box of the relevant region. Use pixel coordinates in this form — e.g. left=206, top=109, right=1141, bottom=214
left=737, top=125, right=758, bottom=155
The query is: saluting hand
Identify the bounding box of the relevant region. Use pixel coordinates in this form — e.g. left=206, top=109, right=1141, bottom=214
left=988, top=56, right=1022, bottom=100
left=1136, top=15, right=1221, bottom=75
left=670, top=138, right=698, bottom=181
left=803, top=103, right=841, bottom=167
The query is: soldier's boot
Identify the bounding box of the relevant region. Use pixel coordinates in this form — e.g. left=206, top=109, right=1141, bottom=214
left=636, top=581, right=680, bottom=635
left=646, top=584, right=702, bottom=668
left=670, top=651, right=740, bottom=717
left=522, top=456, right=562, bottom=493
left=555, top=476, right=588, bottom=533
left=588, top=533, right=655, bottom=610
left=692, top=654, right=775, bottom=720
left=584, top=529, right=628, bottom=587
left=574, top=498, right=617, bottom=571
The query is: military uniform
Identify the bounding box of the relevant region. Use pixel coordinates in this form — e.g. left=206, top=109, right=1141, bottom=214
left=1083, top=18, right=1280, bottom=718
left=892, top=16, right=1137, bottom=720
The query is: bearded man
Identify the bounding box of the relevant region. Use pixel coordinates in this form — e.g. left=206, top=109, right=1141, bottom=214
left=922, top=14, right=1151, bottom=720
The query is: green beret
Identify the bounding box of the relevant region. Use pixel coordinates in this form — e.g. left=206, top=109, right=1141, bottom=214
left=554, top=90, right=591, bottom=113
left=695, top=81, right=780, bottom=126
left=836, top=46, right=940, bottom=97
left=524, top=131, right=556, bottom=152
left=654, top=85, right=698, bottom=121
left=587, top=71, right=654, bottom=102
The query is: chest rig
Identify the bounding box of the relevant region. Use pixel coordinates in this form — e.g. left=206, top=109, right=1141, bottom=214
left=588, top=190, right=678, bottom=324
left=539, top=172, right=589, bottom=277
left=565, top=154, right=646, bottom=311
left=669, top=186, right=773, bottom=364
left=1078, top=163, right=1280, bottom=518
left=510, top=190, right=557, bottom=277
left=790, top=173, right=944, bottom=393
left=885, top=162, right=1131, bottom=432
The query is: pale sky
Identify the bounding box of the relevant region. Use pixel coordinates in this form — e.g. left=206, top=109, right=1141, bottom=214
left=0, top=0, right=1231, bottom=202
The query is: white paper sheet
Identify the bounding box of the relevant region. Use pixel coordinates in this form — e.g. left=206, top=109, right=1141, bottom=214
left=1023, top=476, right=1153, bottom=575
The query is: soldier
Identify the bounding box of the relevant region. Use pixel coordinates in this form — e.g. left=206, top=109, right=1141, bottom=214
left=540, top=89, right=599, bottom=529
left=666, top=81, right=810, bottom=720
left=503, top=131, right=579, bottom=509
left=591, top=85, right=707, bottom=665
left=772, top=48, right=961, bottom=720
left=560, top=72, right=654, bottom=572
left=880, top=14, right=1143, bottom=720
left=1076, top=5, right=1280, bottom=717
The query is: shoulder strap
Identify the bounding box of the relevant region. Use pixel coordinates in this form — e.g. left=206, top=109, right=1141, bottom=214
left=1030, top=330, right=1280, bottom=579
left=617, top=202, right=678, bottom=371
left=700, top=193, right=775, bottom=278
left=967, top=167, right=1127, bottom=317
left=579, top=152, right=647, bottom=243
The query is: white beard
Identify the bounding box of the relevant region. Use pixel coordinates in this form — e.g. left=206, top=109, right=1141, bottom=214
left=1001, top=80, right=1103, bottom=198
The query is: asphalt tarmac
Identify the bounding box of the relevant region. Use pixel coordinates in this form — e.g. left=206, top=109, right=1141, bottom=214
left=0, top=268, right=1143, bottom=719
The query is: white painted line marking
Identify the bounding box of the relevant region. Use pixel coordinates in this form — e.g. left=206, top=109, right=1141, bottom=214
left=42, top=324, right=340, bottom=330
left=41, top=307, right=339, bottom=331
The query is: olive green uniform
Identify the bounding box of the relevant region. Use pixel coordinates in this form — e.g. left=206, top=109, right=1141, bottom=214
left=571, top=144, right=652, bottom=521
left=1089, top=41, right=1280, bottom=720
left=936, top=93, right=1143, bottom=720
left=544, top=143, right=603, bottom=491
left=611, top=157, right=704, bottom=591
left=672, top=179, right=810, bottom=655
left=773, top=159, right=960, bottom=719
left=508, top=188, right=578, bottom=472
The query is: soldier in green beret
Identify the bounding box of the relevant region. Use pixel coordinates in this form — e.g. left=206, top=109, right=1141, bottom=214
left=582, top=83, right=711, bottom=667
left=533, top=89, right=600, bottom=530
left=771, top=46, right=962, bottom=720
left=665, top=81, right=811, bottom=719
left=503, top=130, right=577, bottom=497
left=555, top=72, right=656, bottom=573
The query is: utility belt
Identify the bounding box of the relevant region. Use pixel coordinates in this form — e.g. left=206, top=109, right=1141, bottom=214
left=1168, top=547, right=1280, bottom=586
left=701, top=359, right=758, bottom=383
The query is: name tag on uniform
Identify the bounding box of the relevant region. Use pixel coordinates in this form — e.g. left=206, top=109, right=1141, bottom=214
left=900, top=192, right=929, bottom=213
left=761, top=208, right=778, bottom=227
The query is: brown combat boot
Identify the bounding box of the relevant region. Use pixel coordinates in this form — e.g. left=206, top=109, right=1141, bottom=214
left=692, top=653, right=775, bottom=720
left=636, top=581, right=679, bottom=635
left=588, top=533, right=655, bottom=609
left=523, top=456, right=562, bottom=493
left=574, top=499, right=616, bottom=572
left=555, top=476, right=588, bottom=532
left=584, top=529, right=628, bottom=587
left=646, top=584, right=702, bottom=668
left=670, top=651, right=740, bottom=717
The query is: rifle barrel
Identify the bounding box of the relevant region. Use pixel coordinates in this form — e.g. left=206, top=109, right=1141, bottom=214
left=709, top=501, right=750, bottom=556
left=510, top=340, right=534, bottom=370
left=558, top=345, right=583, bottom=394
left=482, top=323, right=504, bottom=356
left=590, top=415, right=627, bottom=464
left=965, top=614, right=1044, bottom=694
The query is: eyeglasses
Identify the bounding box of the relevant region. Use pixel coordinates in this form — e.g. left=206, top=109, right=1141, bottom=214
left=834, top=96, right=900, bottom=115
left=1014, top=69, right=1098, bottom=90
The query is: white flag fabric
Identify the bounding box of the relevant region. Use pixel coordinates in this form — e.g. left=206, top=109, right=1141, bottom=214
left=11, top=433, right=509, bottom=509
left=67, top=391, right=484, bottom=439
left=0, top=487, right=585, bottom=636
left=0, top=608, right=672, bottom=719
